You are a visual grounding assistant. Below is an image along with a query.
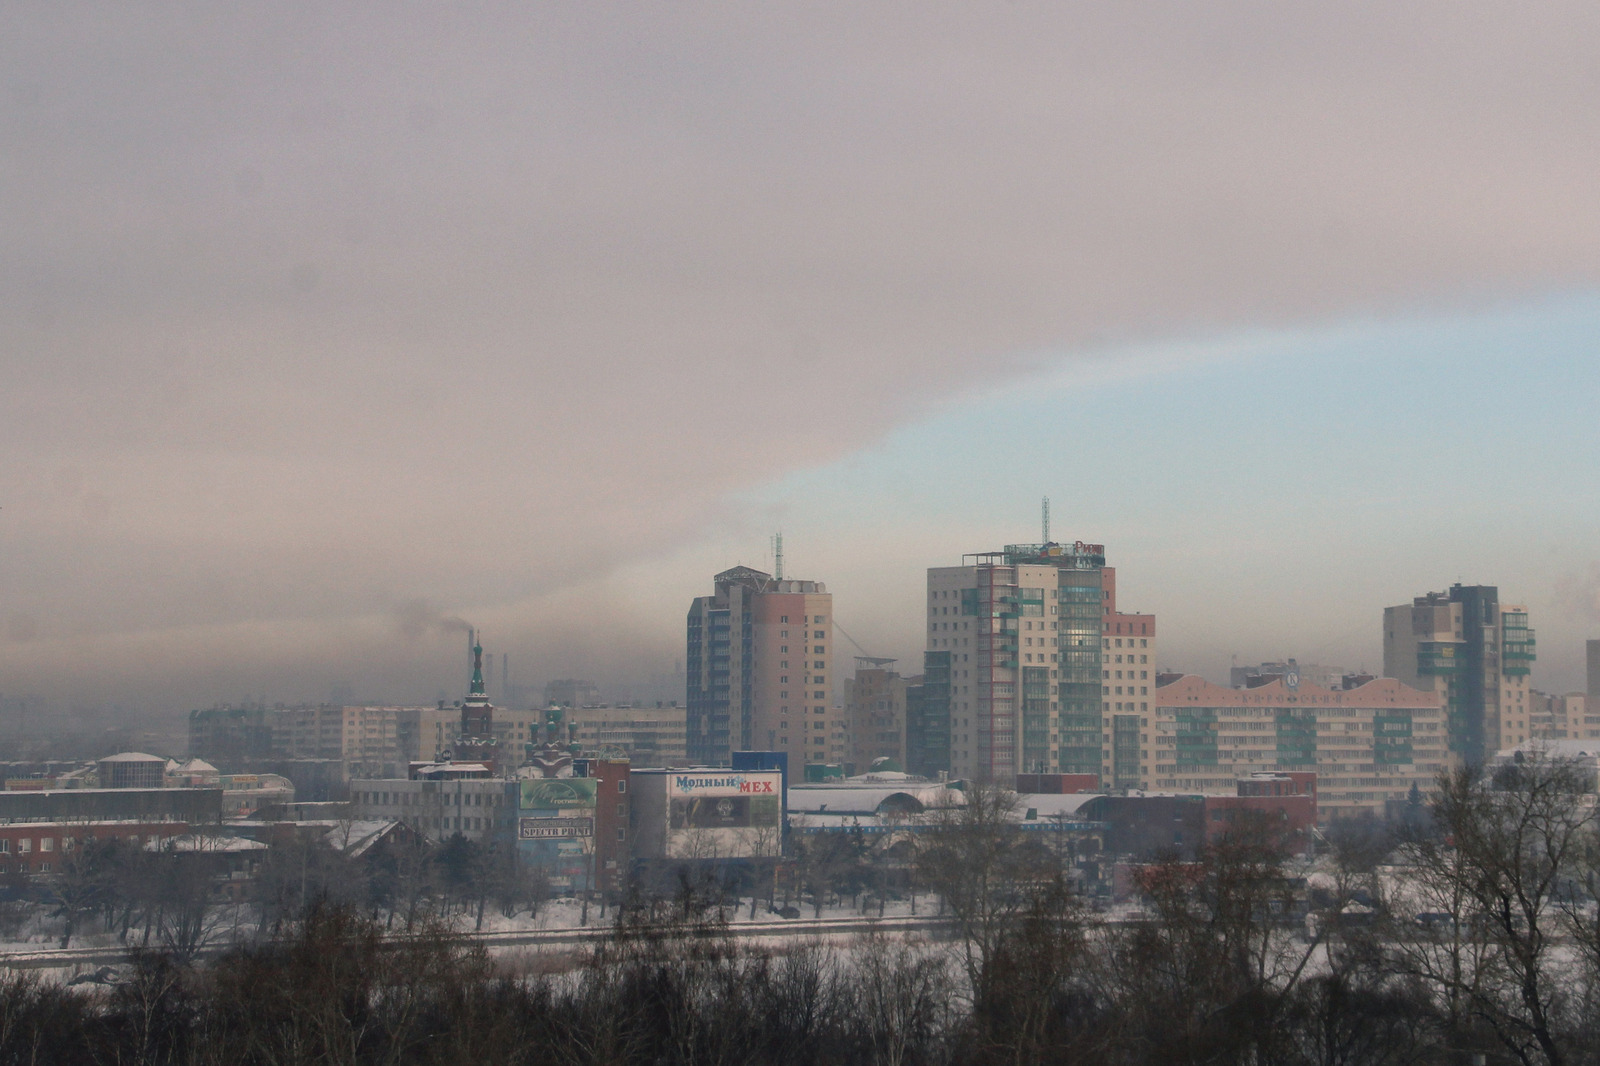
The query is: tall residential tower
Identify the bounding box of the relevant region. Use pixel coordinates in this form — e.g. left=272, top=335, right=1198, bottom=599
left=1383, top=585, right=1535, bottom=765
left=922, top=540, right=1155, bottom=787
left=685, top=566, right=833, bottom=767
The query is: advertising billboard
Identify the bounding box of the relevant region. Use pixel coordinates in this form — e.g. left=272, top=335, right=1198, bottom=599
left=669, top=795, right=781, bottom=829
left=518, top=816, right=595, bottom=840
left=520, top=778, right=597, bottom=811
left=638, top=770, right=784, bottom=860
left=518, top=777, right=599, bottom=890
left=664, top=771, right=782, bottom=798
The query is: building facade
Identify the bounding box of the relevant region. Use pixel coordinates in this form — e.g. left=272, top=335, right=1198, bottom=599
left=348, top=778, right=519, bottom=843
left=1152, top=675, right=1446, bottom=819
left=564, top=704, right=688, bottom=766
left=629, top=767, right=784, bottom=862
left=1529, top=691, right=1597, bottom=741
left=1383, top=585, right=1536, bottom=764
left=1100, top=567, right=1157, bottom=790
left=923, top=540, right=1152, bottom=787
left=686, top=566, right=833, bottom=767
left=845, top=661, right=909, bottom=773
left=1229, top=660, right=1351, bottom=691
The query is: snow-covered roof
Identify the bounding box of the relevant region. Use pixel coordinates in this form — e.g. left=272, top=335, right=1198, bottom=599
left=174, top=757, right=219, bottom=774
left=323, top=819, right=406, bottom=858
left=1495, top=739, right=1600, bottom=761
left=145, top=834, right=268, bottom=853
left=1015, top=793, right=1104, bottom=819
left=99, top=751, right=167, bottom=763
left=787, top=782, right=964, bottom=815
left=411, top=761, right=493, bottom=778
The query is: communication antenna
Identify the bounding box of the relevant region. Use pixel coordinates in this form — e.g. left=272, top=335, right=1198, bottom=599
left=1041, top=496, right=1051, bottom=543
left=773, top=532, right=785, bottom=581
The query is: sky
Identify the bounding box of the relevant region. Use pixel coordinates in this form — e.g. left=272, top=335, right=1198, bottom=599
left=2, top=4, right=1599, bottom=719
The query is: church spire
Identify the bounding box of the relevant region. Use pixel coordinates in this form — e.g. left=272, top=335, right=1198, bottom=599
left=469, top=639, right=487, bottom=699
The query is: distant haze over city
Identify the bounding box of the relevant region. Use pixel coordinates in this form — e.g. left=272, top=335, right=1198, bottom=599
left=3, top=6, right=1600, bottom=720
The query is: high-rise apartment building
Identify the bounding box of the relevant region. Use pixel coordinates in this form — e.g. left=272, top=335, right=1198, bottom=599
left=844, top=660, right=909, bottom=772
left=1383, top=585, right=1536, bottom=765
left=685, top=566, right=832, bottom=767
left=924, top=540, right=1145, bottom=785
left=1099, top=564, right=1158, bottom=789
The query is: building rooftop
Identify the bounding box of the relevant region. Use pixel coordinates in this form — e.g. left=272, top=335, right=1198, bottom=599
left=787, top=781, right=963, bottom=816
left=145, top=834, right=268, bottom=853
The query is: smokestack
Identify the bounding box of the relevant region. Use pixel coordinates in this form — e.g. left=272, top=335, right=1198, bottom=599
left=502, top=653, right=509, bottom=697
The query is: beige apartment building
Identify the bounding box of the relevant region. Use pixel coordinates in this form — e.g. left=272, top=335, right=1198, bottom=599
left=1530, top=691, right=1598, bottom=741
left=1100, top=563, right=1157, bottom=789
left=274, top=705, right=434, bottom=778
left=686, top=565, right=834, bottom=767
left=1153, top=674, right=1446, bottom=819
left=564, top=704, right=689, bottom=766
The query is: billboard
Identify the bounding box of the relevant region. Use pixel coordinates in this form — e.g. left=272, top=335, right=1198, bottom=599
left=639, top=769, right=784, bottom=860
left=670, top=795, right=780, bottom=829
left=519, top=816, right=595, bottom=840
left=518, top=778, right=600, bottom=890
left=520, top=778, right=597, bottom=811
left=664, top=771, right=782, bottom=798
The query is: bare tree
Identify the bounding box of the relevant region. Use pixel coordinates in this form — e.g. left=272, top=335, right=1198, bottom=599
left=1098, top=818, right=1320, bottom=1065
left=1391, top=756, right=1595, bottom=1066
left=916, top=783, right=1054, bottom=995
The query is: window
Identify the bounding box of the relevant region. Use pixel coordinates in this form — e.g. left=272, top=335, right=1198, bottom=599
left=617, top=780, right=627, bottom=793
left=617, top=803, right=627, bottom=816
left=617, top=827, right=627, bottom=841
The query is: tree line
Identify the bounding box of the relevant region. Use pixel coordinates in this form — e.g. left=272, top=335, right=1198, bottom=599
left=3, top=755, right=1600, bottom=1065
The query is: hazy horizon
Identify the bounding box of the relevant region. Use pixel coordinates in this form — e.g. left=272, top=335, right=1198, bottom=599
left=5, top=5, right=1600, bottom=725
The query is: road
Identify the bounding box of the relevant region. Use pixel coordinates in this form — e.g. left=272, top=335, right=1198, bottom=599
left=0, top=913, right=956, bottom=972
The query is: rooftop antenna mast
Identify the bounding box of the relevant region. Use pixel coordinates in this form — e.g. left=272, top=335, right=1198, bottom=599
left=773, top=532, right=784, bottom=581
left=1041, top=496, right=1051, bottom=543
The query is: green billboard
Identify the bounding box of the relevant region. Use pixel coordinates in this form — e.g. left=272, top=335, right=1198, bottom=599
left=519, top=778, right=597, bottom=812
